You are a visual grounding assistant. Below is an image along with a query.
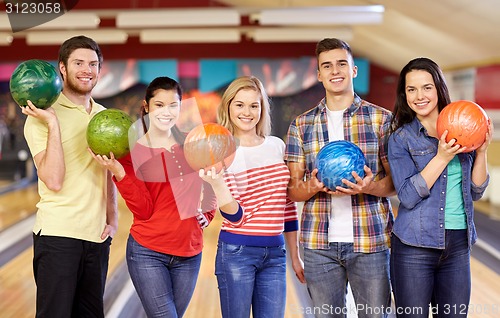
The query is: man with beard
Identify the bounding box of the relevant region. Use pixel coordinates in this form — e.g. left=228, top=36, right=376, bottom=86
left=22, top=35, right=118, bottom=318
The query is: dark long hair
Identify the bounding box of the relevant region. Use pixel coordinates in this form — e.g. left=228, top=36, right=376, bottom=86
left=390, top=57, right=451, bottom=133
left=141, top=76, right=185, bottom=144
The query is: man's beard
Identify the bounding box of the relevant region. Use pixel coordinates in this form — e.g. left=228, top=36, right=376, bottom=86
left=66, top=76, right=97, bottom=95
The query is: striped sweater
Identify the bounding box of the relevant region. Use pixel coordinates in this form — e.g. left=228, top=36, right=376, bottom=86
left=219, top=136, right=299, bottom=247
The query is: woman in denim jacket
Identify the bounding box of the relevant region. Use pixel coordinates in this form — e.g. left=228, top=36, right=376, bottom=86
left=388, top=57, right=493, bottom=317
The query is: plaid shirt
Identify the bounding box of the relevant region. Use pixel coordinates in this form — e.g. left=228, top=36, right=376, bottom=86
left=285, top=94, right=394, bottom=253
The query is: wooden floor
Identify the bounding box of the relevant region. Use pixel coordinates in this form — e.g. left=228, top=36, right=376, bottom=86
left=0, top=186, right=303, bottom=318
left=0, top=192, right=134, bottom=318
left=0, top=184, right=39, bottom=231
left=0, top=184, right=499, bottom=317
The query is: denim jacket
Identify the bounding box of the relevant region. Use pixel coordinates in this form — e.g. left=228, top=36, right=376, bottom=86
left=388, top=118, right=489, bottom=249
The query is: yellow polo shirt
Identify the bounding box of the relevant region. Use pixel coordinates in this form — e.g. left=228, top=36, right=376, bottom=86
left=24, top=93, right=109, bottom=243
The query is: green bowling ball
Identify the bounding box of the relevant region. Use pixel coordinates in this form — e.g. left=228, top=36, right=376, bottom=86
left=9, top=59, right=62, bottom=110
left=87, top=109, right=134, bottom=159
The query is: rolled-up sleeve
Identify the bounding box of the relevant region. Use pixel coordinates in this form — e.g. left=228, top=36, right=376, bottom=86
left=284, top=119, right=304, bottom=163
left=471, top=174, right=489, bottom=201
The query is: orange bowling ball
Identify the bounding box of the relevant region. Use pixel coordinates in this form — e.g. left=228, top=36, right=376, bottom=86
left=184, top=123, right=236, bottom=171
left=436, top=100, right=488, bottom=152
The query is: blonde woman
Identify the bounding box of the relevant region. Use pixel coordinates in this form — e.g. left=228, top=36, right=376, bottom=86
left=200, top=76, right=305, bottom=318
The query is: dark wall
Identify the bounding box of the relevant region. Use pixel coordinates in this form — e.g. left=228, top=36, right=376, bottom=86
left=365, top=63, right=398, bottom=111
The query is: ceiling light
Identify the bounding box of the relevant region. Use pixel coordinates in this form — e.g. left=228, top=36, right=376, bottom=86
left=140, top=29, right=240, bottom=43
left=254, top=6, right=384, bottom=25
left=32, top=12, right=100, bottom=29
left=26, top=30, right=128, bottom=45
left=117, top=9, right=240, bottom=28
left=249, top=27, right=353, bottom=42
left=0, top=32, right=13, bottom=45
left=0, top=12, right=100, bottom=31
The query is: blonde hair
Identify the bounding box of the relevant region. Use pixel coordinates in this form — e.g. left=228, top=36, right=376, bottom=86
left=217, top=76, right=271, bottom=137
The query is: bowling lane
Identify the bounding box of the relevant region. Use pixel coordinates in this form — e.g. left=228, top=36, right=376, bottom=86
left=106, top=212, right=306, bottom=318
left=0, top=188, right=133, bottom=318
left=1, top=182, right=499, bottom=318
left=0, top=184, right=39, bottom=231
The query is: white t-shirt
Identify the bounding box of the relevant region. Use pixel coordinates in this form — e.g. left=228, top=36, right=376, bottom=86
left=325, top=107, right=354, bottom=243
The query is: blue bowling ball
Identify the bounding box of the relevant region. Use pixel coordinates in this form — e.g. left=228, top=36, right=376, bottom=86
left=315, top=140, right=366, bottom=189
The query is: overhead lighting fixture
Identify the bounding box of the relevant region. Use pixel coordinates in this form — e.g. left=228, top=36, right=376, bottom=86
left=249, top=27, right=353, bottom=42
left=0, top=12, right=100, bottom=31
left=140, top=28, right=240, bottom=43
left=26, top=30, right=128, bottom=45
left=31, top=12, right=100, bottom=29
left=0, top=32, right=13, bottom=45
left=117, top=9, right=240, bottom=28
left=254, top=5, right=384, bottom=25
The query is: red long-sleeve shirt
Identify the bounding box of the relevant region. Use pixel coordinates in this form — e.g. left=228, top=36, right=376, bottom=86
left=115, top=143, right=216, bottom=257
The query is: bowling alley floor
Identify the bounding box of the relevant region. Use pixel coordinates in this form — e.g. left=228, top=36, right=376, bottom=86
left=0, top=179, right=499, bottom=318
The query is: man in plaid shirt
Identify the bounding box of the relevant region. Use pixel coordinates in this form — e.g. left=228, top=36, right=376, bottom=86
left=285, top=38, right=395, bottom=318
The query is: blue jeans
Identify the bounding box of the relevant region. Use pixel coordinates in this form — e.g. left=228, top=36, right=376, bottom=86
left=126, top=234, right=202, bottom=318
left=215, top=241, right=287, bottom=318
left=303, top=243, right=391, bottom=318
left=390, top=230, right=470, bottom=318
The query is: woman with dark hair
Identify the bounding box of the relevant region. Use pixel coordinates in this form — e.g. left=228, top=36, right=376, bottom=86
left=90, top=76, right=216, bottom=317
left=388, top=57, right=493, bottom=317
left=390, top=57, right=452, bottom=133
